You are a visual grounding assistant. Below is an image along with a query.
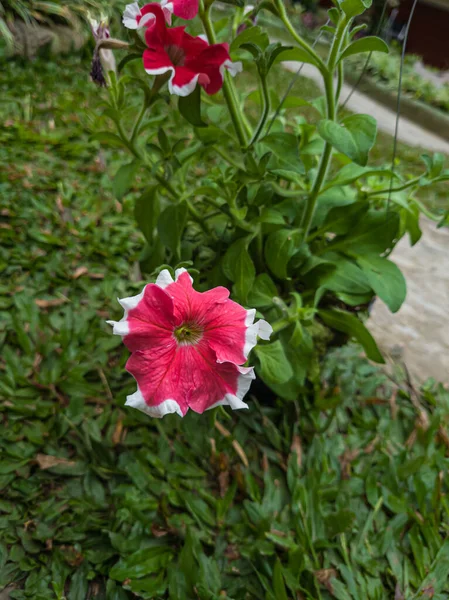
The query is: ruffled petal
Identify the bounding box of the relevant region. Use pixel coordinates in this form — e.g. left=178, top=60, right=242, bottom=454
left=163, top=271, right=252, bottom=364
left=125, top=342, right=189, bottom=415
left=108, top=283, right=176, bottom=351
left=125, top=340, right=251, bottom=417
left=143, top=47, right=174, bottom=77
left=123, top=2, right=141, bottom=28
left=169, top=67, right=199, bottom=96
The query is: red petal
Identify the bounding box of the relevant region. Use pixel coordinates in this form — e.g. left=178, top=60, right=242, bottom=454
left=171, top=0, right=199, bottom=20
left=164, top=272, right=248, bottom=364
left=127, top=341, right=251, bottom=416
left=143, top=47, right=174, bottom=74
left=123, top=283, right=176, bottom=352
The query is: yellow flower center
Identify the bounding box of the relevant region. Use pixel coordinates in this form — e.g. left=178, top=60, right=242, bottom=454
left=174, top=323, right=202, bottom=345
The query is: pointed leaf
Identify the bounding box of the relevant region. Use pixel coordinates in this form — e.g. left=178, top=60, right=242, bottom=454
left=356, top=255, right=406, bottom=313
left=178, top=86, right=207, bottom=128
left=340, top=36, right=389, bottom=61
left=318, top=308, right=384, bottom=363
left=254, top=340, right=293, bottom=384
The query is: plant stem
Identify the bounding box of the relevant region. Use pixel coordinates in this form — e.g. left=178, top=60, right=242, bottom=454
left=130, top=103, right=147, bottom=143
left=200, top=5, right=250, bottom=147
left=213, top=146, right=244, bottom=170
left=366, top=176, right=422, bottom=197
left=300, top=16, right=349, bottom=241
left=274, top=0, right=327, bottom=75
left=271, top=315, right=298, bottom=334
left=116, top=119, right=178, bottom=199
left=248, top=74, right=270, bottom=147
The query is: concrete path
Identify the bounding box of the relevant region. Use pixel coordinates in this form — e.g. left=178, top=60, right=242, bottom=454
left=282, top=61, right=449, bottom=154
left=368, top=217, right=449, bottom=384
left=281, top=60, right=449, bottom=383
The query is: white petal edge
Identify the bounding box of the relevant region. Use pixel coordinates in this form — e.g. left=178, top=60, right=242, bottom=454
left=257, top=319, right=273, bottom=340
left=107, top=286, right=150, bottom=336
left=243, top=312, right=273, bottom=358
left=207, top=365, right=255, bottom=411
left=123, top=2, right=141, bottom=28
left=155, top=269, right=175, bottom=289
left=243, top=4, right=255, bottom=15
left=160, top=0, right=174, bottom=18
left=126, top=387, right=184, bottom=418
left=139, top=12, right=156, bottom=27
left=174, top=267, right=193, bottom=282
left=217, top=60, right=242, bottom=91
left=169, top=73, right=200, bottom=97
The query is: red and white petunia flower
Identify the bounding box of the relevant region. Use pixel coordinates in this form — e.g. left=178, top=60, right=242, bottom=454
left=123, top=0, right=198, bottom=28
left=108, top=269, right=272, bottom=418
left=140, top=6, right=242, bottom=96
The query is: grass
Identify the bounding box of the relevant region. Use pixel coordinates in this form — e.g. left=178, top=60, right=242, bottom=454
left=2, top=54, right=449, bottom=599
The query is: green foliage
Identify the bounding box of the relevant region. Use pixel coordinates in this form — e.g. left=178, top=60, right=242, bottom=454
left=3, top=47, right=449, bottom=600
left=86, top=0, right=448, bottom=401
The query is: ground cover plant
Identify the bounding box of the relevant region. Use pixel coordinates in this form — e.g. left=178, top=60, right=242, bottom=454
left=2, top=0, right=449, bottom=598
left=345, top=49, right=449, bottom=115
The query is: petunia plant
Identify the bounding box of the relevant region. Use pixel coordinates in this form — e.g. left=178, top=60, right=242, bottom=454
left=92, top=0, right=449, bottom=415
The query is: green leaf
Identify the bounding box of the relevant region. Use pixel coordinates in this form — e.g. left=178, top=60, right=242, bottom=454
left=328, top=210, right=399, bottom=255
left=356, top=255, right=406, bottom=313
left=113, top=160, right=140, bottom=200
left=128, top=572, right=167, bottom=598
left=134, top=186, right=160, bottom=245
left=318, top=114, right=377, bottom=166
left=260, top=132, right=300, bottom=170
left=272, top=46, right=319, bottom=67
left=264, top=229, right=300, bottom=279
left=318, top=309, right=384, bottom=363
left=339, top=36, right=389, bottom=61
left=313, top=252, right=372, bottom=305
left=272, top=559, right=288, bottom=600
left=421, top=152, right=445, bottom=179
left=254, top=340, right=294, bottom=384
left=178, top=86, right=207, bottom=128
left=230, top=25, right=269, bottom=53
left=194, top=125, right=232, bottom=145
left=323, top=164, right=397, bottom=190
left=222, top=237, right=256, bottom=303
left=68, top=566, right=88, bottom=600
left=110, top=547, right=173, bottom=580
left=340, top=0, right=372, bottom=17
left=247, top=274, right=279, bottom=308
left=91, top=131, right=125, bottom=147
left=157, top=201, right=188, bottom=255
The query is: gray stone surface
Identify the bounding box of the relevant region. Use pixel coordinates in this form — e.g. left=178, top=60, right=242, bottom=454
left=368, top=217, right=449, bottom=384
left=282, top=60, right=449, bottom=153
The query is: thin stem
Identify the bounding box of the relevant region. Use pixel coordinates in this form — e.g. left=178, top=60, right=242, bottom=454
left=274, top=0, right=327, bottom=75
left=367, top=176, right=422, bottom=197
left=213, top=146, right=243, bottom=170
left=387, top=0, right=419, bottom=211
left=130, top=103, right=147, bottom=143
left=271, top=315, right=298, bottom=334
left=299, top=16, right=349, bottom=241
left=116, top=117, right=178, bottom=199
left=200, top=5, right=250, bottom=147
left=248, top=74, right=270, bottom=147
left=335, top=60, right=344, bottom=107
left=185, top=198, right=214, bottom=237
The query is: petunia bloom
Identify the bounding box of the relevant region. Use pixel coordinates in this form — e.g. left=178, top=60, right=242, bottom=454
left=141, top=5, right=242, bottom=96
left=123, top=0, right=198, bottom=28
left=108, top=269, right=272, bottom=418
